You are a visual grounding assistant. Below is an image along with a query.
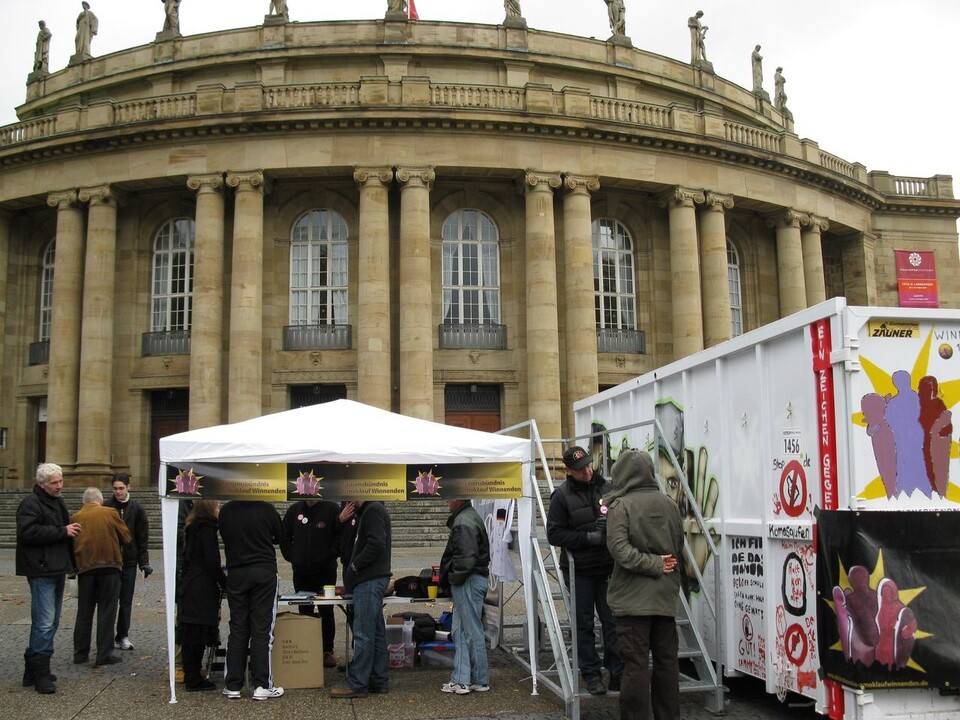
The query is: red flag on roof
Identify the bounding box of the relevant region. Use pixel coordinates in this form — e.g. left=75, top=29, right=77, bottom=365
left=408, top=0, right=419, bottom=20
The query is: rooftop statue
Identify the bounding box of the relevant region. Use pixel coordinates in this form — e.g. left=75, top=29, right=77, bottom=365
left=71, top=1, right=98, bottom=64
left=504, top=0, right=522, bottom=19
left=269, top=0, right=288, bottom=18
left=774, top=66, right=794, bottom=122
left=688, top=10, right=711, bottom=69
left=605, top=0, right=626, bottom=37
left=162, top=0, right=181, bottom=36
left=751, top=44, right=770, bottom=102
left=34, top=20, right=52, bottom=74
left=387, top=0, right=408, bottom=15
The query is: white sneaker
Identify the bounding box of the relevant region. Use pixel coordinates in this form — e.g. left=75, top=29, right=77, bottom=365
left=222, top=688, right=241, bottom=700
left=469, top=684, right=490, bottom=692
left=116, top=637, right=134, bottom=650
left=252, top=686, right=284, bottom=701
left=440, top=682, right=470, bottom=695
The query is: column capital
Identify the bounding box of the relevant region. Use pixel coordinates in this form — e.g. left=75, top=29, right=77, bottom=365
left=658, top=185, right=705, bottom=209
left=703, top=191, right=734, bottom=212
left=187, top=173, right=225, bottom=193
left=354, top=166, right=394, bottom=188
left=226, top=170, right=266, bottom=192
left=78, top=184, right=124, bottom=206
left=523, top=170, right=562, bottom=193
left=47, top=190, right=79, bottom=210
left=395, top=166, right=435, bottom=189
left=766, top=208, right=805, bottom=229
left=804, top=213, right=830, bottom=233
left=562, top=173, right=600, bottom=195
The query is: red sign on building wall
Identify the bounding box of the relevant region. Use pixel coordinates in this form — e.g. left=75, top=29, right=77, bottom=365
left=895, top=250, right=938, bottom=308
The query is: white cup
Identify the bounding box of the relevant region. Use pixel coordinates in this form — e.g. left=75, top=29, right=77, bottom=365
left=323, top=585, right=336, bottom=599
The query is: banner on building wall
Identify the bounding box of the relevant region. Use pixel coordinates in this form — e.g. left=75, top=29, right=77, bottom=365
left=815, top=509, right=960, bottom=690
left=164, top=460, right=522, bottom=501
left=895, top=250, right=939, bottom=308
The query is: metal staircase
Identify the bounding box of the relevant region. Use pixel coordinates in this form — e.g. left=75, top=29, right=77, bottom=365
left=499, top=417, right=726, bottom=720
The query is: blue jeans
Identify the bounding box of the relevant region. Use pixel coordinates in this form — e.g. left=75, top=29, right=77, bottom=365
left=346, top=576, right=389, bottom=692
left=27, top=575, right=65, bottom=657
left=450, top=572, right=489, bottom=687
left=564, top=570, right=622, bottom=683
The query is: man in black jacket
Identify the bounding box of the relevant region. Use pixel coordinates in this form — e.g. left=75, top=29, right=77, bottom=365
left=104, top=474, right=152, bottom=651
left=547, top=445, right=623, bottom=695
left=329, top=500, right=391, bottom=699
left=280, top=498, right=341, bottom=667
left=219, top=500, right=284, bottom=701
left=16, top=462, right=80, bottom=694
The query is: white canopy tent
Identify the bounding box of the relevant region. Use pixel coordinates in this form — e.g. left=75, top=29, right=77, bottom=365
left=157, top=399, right=538, bottom=703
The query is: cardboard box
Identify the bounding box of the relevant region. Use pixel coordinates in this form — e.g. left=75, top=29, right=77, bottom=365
left=271, top=613, right=325, bottom=689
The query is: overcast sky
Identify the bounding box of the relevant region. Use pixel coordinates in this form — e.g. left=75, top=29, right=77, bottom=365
left=3, top=0, right=958, bottom=186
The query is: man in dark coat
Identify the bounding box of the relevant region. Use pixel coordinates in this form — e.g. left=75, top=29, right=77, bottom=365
left=280, top=498, right=341, bottom=667
left=547, top=445, right=623, bottom=695
left=104, top=473, right=152, bottom=650
left=16, top=462, right=80, bottom=694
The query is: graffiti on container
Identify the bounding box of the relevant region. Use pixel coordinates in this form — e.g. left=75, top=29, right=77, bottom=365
left=731, top=536, right=766, bottom=677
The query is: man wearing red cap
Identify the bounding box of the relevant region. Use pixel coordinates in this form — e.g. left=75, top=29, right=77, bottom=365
left=547, top=445, right=622, bottom=695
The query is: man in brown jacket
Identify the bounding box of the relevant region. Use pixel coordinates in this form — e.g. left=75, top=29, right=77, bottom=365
left=71, top=487, right=131, bottom=667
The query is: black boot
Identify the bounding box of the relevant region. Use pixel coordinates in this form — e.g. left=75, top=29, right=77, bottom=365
left=28, top=653, right=56, bottom=694
left=23, top=651, right=58, bottom=686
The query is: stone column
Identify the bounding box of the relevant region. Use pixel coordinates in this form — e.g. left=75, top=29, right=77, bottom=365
left=524, top=171, right=563, bottom=442
left=74, top=186, right=120, bottom=477
left=354, top=167, right=394, bottom=411
left=45, top=190, right=83, bottom=469
left=700, top=192, right=734, bottom=348
left=662, top=186, right=705, bottom=358
left=801, top=214, right=829, bottom=307
left=225, top=171, right=265, bottom=423
left=770, top=209, right=807, bottom=317
left=187, top=174, right=226, bottom=429
left=561, top=174, right=600, bottom=424
left=0, top=212, right=10, bottom=392
left=396, top=166, right=435, bottom=421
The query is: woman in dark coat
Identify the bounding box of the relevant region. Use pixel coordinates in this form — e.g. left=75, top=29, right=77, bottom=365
left=177, top=500, right=226, bottom=691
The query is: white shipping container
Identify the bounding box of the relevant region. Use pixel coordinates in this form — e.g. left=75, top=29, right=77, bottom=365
left=574, top=298, right=960, bottom=719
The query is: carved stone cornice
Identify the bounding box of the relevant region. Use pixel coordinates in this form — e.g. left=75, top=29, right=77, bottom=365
left=523, top=171, right=562, bottom=193
left=658, top=185, right=705, bottom=209
left=353, top=166, right=394, bottom=189
left=395, top=166, right=435, bottom=189
left=47, top=190, right=78, bottom=210
left=562, top=173, right=600, bottom=195
left=187, top=173, right=225, bottom=193
left=703, top=191, right=734, bottom=212
left=225, top=170, right=265, bottom=192
left=78, top=184, right=124, bottom=206
left=766, top=208, right=805, bottom=229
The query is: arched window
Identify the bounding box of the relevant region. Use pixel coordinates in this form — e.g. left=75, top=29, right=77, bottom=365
left=39, top=240, right=55, bottom=342
left=593, top=218, right=641, bottom=352
left=289, top=210, right=348, bottom=326
left=151, top=218, right=195, bottom=332
left=441, top=209, right=501, bottom=325
left=728, top=241, right=743, bottom=337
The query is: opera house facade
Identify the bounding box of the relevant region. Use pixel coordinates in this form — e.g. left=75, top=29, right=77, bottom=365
left=0, top=10, right=957, bottom=486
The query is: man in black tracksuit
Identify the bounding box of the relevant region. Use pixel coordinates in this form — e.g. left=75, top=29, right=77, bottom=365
left=280, top=499, right=341, bottom=667
left=218, top=500, right=284, bottom=701
left=547, top=445, right=623, bottom=695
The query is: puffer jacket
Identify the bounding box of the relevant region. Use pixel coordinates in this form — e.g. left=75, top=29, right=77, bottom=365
left=439, top=500, right=490, bottom=588
left=605, top=448, right=684, bottom=617
left=16, top=485, right=76, bottom=577
left=546, top=472, right=613, bottom=575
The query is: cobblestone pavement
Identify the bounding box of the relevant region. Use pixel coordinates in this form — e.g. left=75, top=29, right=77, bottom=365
left=0, top=547, right=821, bottom=720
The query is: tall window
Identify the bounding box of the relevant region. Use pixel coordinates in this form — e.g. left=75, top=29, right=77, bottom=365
left=151, top=218, right=195, bottom=332
left=441, top=209, right=501, bottom=325
left=289, top=210, right=349, bottom=325
left=728, top=241, right=743, bottom=337
left=592, top=218, right=636, bottom=330
left=39, top=240, right=55, bottom=341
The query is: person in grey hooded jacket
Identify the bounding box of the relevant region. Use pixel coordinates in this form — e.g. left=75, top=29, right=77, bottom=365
left=605, top=448, right=683, bottom=720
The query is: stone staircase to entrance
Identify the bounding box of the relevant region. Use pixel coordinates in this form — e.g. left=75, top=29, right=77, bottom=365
left=0, top=489, right=451, bottom=550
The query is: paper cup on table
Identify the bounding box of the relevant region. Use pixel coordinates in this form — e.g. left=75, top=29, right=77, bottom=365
left=323, top=585, right=336, bottom=599
left=427, top=585, right=438, bottom=599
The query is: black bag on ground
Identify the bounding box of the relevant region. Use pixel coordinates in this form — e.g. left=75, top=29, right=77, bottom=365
left=391, top=611, right=437, bottom=642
